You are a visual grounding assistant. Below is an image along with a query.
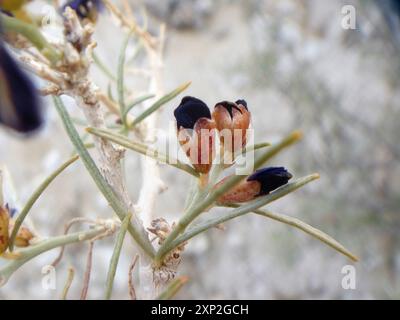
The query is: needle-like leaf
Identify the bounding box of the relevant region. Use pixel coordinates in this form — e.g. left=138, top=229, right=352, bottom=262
left=9, top=155, right=79, bottom=251
left=86, top=127, right=199, bottom=177
left=117, top=32, right=132, bottom=126
left=123, top=93, right=156, bottom=123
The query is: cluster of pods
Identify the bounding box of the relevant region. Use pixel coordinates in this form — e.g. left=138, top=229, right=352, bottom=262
left=174, top=97, right=293, bottom=204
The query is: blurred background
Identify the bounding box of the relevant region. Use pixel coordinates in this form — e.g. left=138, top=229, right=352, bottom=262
left=0, top=0, right=399, bottom=299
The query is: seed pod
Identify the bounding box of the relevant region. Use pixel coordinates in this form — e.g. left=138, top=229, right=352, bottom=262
left=174, top=96, right=216, bottom=174
left=216, top=167, right=293, bottom=204
left=0, top=206, right=10, bottom=254
left=212, top=99, right=251, bottom=156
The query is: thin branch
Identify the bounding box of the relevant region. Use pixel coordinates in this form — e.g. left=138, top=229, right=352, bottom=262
left=102, top=0, right=156, bottom=49
left=19, top=54, right=66, bottom=86
left=61, top=266, right=75, bottom=300
left=86, top=127, right=199, bottom=177
left=128, top=254, right=139, bottom=300
left=121, top=0, right=135, bottom=21
left=129, top=81, right=191, bottom=127
left=51, top=217, right=95, bottom=267
left=96, top=91, right=124, bottom=116
left=244, top=142, right=271, bottom=153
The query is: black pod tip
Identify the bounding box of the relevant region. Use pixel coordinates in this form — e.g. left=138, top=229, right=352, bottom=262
left=247, top=167, right=292, bottom=195
left=174, top=96, right=211, bottom=129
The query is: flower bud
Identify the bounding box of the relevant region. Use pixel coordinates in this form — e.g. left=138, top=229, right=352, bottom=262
left=212, top=99, right=251, bottom=156
left=174, top=96, right=216, bottom=174
left=0, top=206, right=10, bottom=254
left=216, top=167, right=292, bottom=204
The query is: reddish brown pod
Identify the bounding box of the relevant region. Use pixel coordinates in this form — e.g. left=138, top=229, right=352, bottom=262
left=174, top=96, right=216, bottom=174
left=212, top=99, right=251, bottom=158
left=216, top=167, right=293, bottom=204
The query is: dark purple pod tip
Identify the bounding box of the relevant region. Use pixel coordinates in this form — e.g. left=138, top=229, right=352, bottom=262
left=235, top=99, right=248, bottom=110
left=174, top=96, right=211, bottom=129
left=247, top=167, right=293, bottom=196
left=214, top=100, right=244, bottom=118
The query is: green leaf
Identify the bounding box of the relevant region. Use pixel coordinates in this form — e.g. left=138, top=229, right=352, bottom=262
left=130, top=81, right=191, bottom=127
left=123, top=93, right=156, bottom=122
left=117, top=32, right=132, bottom=126
left=156, top=276, right=189, bottom=300
left=61, top=266, right=75, bottom=300
left=93, top=52, right=117, bottom=82
left=9, top=155, right=79, bottom=251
